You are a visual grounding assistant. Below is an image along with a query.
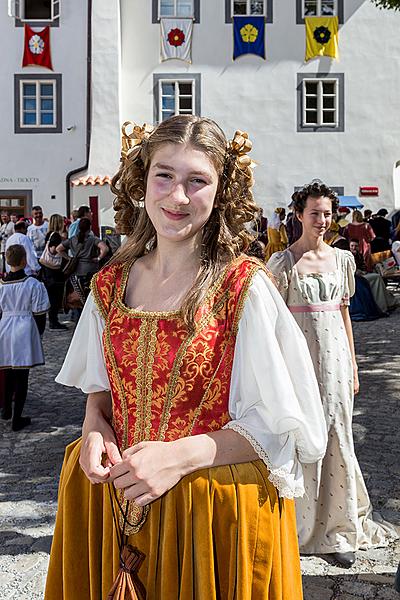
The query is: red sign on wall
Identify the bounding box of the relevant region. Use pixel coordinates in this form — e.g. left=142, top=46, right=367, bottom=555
left=359, top=186, right=379, bottom=196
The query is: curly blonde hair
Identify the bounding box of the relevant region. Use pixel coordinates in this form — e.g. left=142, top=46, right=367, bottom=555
left=110, top=115, right=259, bottom=329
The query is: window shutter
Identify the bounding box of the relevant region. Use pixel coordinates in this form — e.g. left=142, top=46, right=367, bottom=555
left=8, top=0, right=21, bottom=19
left=52, top=0, right=61, bottom=20
left=333, top=79, right=338, bottom=127
left=158, top=79, right=163, bottom=123
left=302, top=81, right=307, bottom=127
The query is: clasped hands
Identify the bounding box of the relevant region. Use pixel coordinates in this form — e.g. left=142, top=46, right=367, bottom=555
left=79, top=429, right=185, bottom=507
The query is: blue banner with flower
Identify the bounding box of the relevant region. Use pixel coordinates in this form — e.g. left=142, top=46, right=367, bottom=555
left=233, top=16, right=265, bottom=60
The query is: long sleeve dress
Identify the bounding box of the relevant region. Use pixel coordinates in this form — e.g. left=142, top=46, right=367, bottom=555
left=267, top=247, right=397, bottom=555
left=45, top=256, right=327, bottom=600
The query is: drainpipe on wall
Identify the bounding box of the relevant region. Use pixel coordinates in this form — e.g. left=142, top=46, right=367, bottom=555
left=65, top=0, right=92, bottom=217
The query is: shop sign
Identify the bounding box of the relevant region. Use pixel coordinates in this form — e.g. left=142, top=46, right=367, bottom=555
left=0, top=177, right=40, bottom=183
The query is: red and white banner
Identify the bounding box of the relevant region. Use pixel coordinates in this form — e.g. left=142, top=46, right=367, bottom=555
left=22, top=25, right=53, bottom=70
left=160, top=18, right=193, bottom=63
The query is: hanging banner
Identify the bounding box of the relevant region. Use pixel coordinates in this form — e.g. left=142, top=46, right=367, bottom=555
left=22, top=25, right=53, bottom=70
left=305, top=16, right=339, bottom=62
left=160, top=18, right=193, bottom=63
left=233, top=16, right=265, bottom=60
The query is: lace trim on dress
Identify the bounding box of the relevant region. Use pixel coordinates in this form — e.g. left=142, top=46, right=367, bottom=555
left=224, top=422, right=304, bottom=499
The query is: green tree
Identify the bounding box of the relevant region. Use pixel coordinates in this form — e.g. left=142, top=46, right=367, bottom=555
left=371, top=0, right=400, bottom=9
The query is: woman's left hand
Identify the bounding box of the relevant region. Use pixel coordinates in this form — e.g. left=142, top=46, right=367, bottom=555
left=108, top=441, right=185, bottom=506
left=353, top=365, right=360, bottom=395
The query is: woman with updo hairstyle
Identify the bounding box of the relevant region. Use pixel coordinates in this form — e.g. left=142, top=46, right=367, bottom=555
left=267, top=181, right=396, bottom=568
left=46, top=116, right=327, bottom=600
left=344, top=208, right=375, bottom=271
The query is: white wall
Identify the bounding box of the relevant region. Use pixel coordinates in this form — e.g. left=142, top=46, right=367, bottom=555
left=117, top=0, right=400, bottom=217
left=0, top=0, right=89, bottom=217
left=70, top=0, right=122, bottom=225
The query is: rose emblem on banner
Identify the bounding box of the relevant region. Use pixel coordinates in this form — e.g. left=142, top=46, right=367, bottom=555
left=28, top=34, right=45, bottom=54
left=240, top=24, right=259, bottom=43
left=167, top=28, right=185, bottom=47
left=313, top=26, right=331, bottom=45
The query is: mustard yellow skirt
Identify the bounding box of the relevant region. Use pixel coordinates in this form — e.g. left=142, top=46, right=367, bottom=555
left=45, top=439, right=303, bottom=600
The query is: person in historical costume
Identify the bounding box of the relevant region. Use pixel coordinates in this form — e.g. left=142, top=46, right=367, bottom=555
left=45, top=116, right=327, bottom=600
left=264, top=207, right=288, bottom=262
left=267, top=181, right=397, bottom=569
left=349, top=238, right=398, bottom=315
left=344, top=209, right=375, bottom=272
left=0, top=244, right=49, bottom=431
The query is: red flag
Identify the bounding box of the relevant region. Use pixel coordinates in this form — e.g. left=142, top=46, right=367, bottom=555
left=22, top=25, right=53, bottom=70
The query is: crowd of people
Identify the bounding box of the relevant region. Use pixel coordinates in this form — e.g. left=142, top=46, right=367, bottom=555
left=0, top=204, right=110, bottom=432
left=1, top=116, right=399, bottom=598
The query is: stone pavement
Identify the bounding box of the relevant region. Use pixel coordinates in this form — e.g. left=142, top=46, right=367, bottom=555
left=0, top=306, right=399, bottom=599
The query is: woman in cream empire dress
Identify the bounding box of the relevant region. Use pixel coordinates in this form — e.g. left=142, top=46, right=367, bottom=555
left=267, top=183, right=397, bottom=562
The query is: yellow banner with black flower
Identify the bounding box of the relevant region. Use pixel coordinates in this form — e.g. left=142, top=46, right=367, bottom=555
left=305, top=16, right=339, bottom=62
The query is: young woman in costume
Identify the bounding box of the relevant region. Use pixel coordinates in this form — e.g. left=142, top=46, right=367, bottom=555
left=45, top=116, right=327, bottom=600
left=264, top=207, right=288, bottom=262
left=267, top=181, right=396, bottom=568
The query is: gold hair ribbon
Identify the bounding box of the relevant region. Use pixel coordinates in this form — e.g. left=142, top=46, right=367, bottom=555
left=230, top=130, right=252, bottom=156
left=120, top=121, right=154, bottom=162
left=227, top=130, right=256, bottom=174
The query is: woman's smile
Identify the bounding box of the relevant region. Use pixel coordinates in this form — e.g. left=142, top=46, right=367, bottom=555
left=161, top=207, right=190, bottom=221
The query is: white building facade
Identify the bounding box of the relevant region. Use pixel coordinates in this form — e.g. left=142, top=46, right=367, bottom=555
left=2, top=1, right=400, bottom=221
left=0, top=0, right=88, bottom=218
left=89, top=0, right=400, bottom=220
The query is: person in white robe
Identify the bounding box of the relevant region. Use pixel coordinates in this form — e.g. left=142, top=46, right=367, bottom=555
left=0, top=244, right=49, bottom=431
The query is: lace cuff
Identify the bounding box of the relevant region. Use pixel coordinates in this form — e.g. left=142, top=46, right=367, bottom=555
left=223, top=422, right=305, bottom=499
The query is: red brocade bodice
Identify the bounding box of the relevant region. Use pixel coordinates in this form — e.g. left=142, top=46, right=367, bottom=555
left=91, top=255, right=262, bottom=453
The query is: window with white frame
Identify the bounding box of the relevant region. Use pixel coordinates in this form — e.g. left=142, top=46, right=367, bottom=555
left=153, top=74, right=200, bottom=123
left=297, top=74, right=344, bottom=132
left=159, top=80, right=194, bottom=121
left=302, top=0, right=337, bottom=17
left=15, top=74, right=62, bottom=133
left=226, top=0, right=272, bottom=23
left=232, top=0, right=265, bottom=16
left=296, top=0, right=342, bottom=23
left=21, top=80, right=56, bottom=127
left=8, top=0, right=60, bottom=22
left=303, top=79, right=338, bottom=126
left=158, top=0, right=194, bottom=17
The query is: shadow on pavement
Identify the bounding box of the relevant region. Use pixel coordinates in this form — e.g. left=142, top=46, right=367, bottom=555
left=302, top=571, right=399, bottom=599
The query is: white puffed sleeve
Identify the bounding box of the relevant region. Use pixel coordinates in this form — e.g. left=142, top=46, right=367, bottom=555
left=55, top=293, right=110, bottom=393
left=224, top=271, right=327, bottom=498
left=266, top=251, right=290, bottom=302
left=32, top=280, right=50, bottom=314
left=340, top=250, right=356, bottom=306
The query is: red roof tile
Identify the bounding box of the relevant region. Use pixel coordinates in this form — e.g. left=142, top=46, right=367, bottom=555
left=71, top=175, right=112, bottom=187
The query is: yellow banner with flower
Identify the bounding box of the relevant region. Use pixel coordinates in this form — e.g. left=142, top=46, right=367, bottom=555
left=305, top=16, right=339, bottom=62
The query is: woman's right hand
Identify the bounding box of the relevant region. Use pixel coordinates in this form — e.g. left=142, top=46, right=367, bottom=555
left=79, top=411, right=122, bottom=484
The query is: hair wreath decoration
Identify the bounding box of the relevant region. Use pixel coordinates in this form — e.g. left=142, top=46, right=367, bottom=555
left=120, top=121, right=154, bottom=162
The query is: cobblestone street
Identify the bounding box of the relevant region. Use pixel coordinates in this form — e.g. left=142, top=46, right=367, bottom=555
left=0, top=305, right=399, bottom=599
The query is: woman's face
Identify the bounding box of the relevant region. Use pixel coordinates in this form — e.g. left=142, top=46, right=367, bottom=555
left=297, top=196, right=333, bottom=239
left=145, top=143, right=219, bottom=244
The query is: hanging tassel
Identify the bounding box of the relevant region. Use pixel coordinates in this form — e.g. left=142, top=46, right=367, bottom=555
left=107, top=545, right=146, bottom=600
